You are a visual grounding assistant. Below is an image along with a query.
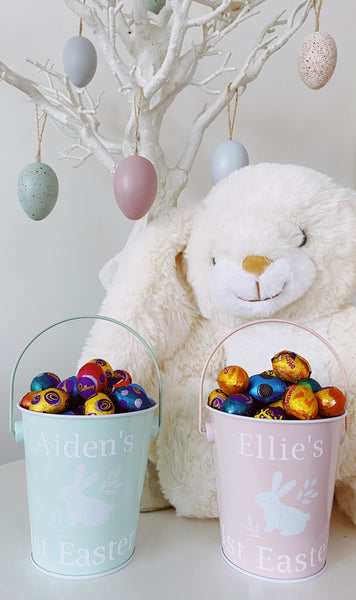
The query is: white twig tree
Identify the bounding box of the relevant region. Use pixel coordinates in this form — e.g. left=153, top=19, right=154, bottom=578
left=0, top=0, right=314, bottom=221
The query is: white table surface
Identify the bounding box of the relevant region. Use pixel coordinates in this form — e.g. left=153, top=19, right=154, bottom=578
left=1, top=459, right=356, bottom=600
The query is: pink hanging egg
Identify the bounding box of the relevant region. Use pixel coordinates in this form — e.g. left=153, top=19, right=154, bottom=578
left=113, top=155, right=157, bottom=220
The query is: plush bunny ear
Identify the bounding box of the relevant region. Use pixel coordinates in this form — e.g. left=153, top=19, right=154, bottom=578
left=79, top=207, right=198, bottom=396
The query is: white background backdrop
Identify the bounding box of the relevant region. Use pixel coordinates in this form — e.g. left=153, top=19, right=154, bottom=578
left=1, top=0, right=355, bottom=464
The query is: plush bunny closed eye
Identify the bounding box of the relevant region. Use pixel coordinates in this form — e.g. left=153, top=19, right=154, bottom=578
left=80, top=163, right=356, bottom=523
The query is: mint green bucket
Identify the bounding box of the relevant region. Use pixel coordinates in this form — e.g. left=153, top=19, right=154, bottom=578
left=9, top=316, right=162, bottom=578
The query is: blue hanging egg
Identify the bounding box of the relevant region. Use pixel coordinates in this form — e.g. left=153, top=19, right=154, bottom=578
left=211, top=140, right=249, bottom=184
left=147, top=0, right=166, bottom=14
left=17, top=163, right=59, bottom=221
left=63, top=35, right=97, bottom=88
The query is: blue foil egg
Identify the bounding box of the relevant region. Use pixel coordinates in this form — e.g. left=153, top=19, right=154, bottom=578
left=210, top=140, right=249, bottom=184
left=111, top=384, right=151, bottom=412
left=63, top=35, right=97, bottom=88
left=220, top=394, right=256, bottom=416
left=58, top=376, right=78, bottom=397
left=248, top=372, right=287, bottom=403
left=18, top=162, right=59, bottom=221
left=30, top=372, right=61, bottom=391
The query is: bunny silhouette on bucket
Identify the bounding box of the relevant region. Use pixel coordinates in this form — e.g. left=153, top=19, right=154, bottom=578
left=256, top=471, right=311, bottom=536
left=60, top=464, right=115, bottom=528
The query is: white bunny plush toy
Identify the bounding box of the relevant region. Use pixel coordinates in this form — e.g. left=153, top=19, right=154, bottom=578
left=80, top=163, right=356, bottom=524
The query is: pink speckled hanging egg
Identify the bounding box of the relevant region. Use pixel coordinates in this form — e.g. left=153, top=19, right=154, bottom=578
left=297, top=31, right=337, bottom=90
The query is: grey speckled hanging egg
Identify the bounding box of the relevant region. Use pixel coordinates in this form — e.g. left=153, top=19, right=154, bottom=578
left=17, top=162, right=59, bottom=221
left=297, top=31, right=337, bottom=90
left=63, top=35, right=97, bottom=88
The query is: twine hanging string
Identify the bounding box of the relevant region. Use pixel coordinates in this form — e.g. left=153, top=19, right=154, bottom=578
left=134, top=87, right=144, bottom=156
left=227, top=82, right=239, bottom=141
left=35, top=105, right=47, bottom=163
left=79, top=0, right=86, bottom=36
left=313, top=0, right=323, bottom=32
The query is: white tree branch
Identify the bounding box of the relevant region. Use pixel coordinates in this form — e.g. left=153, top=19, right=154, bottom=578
left=1, top=0, right=315, bottom=219
left=177, top=0, right=314, bottom=175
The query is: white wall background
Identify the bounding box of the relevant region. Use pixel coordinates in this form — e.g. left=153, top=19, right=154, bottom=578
left=1, top=1, right=355, bottom=464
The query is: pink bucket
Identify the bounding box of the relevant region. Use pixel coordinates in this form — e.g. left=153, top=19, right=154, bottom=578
left=199, top=319, right=347, bottom=583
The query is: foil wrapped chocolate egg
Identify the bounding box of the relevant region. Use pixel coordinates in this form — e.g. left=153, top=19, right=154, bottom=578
left=89, top=358, right=113, bottom=380
left=271, top=350, right=311, bottom=383
left=30, top=372, right=61, bottom=391
left=254, top=406, right=288, bottom=420
left=58, top=375, right=79, bottom=398
left=112, top=369, right=132, bottom=389
left=282, top=385, right=318, bottom=420
left=29, top=388, right=69, bottom=413
left=248, top=372, right=287, bottom=403
left=84, top=393, right=116, bottom=416
left=20, top=390, right=37, bottom=409
left=315, top=386, right=346, bottom=418
left=297, top=377, right=321, bottom=393
left=76, top=362, right=107, bottom=399
left=220, top=393, right=256, bottom=416
left=217, top=365, right=249, bottom=395
left=208, top=389, right=228, bottom=410
left=111, top=384, right=151, bottom=412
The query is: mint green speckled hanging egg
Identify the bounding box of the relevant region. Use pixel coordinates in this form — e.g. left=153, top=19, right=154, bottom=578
left=146, top=0, right=166, bottom=14
left=17, top=162, right=59, bottom=221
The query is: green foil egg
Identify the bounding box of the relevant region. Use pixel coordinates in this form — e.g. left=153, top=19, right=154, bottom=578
left=18, top=162, right=59, bottom=221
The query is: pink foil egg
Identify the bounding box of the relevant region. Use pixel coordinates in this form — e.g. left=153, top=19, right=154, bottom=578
left=297, top=31, right=337, bottom=90
left=113, top=155, right=157, bottom=220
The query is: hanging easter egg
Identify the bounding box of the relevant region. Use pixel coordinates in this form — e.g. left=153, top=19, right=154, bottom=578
left=297, top=32, right=337, bottom=90
left=113, top=155, right=158, bottom=220
left=17, top=163, right=59, bottom=221
left=63, top=35, right=97, bottom=88
left=211, top=140, right=249, bottom=185
left=147, top=0, right=166, bottom=14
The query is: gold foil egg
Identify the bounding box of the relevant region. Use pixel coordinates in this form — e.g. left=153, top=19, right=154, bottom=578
left=283, top=385, right=318, bottom=420
left=297, top=31, right=337, bottom=90
left=29, top=388, right=69, bottom=413
left=217, top=365, right=249, bottom=395
left=271, top=350, right=311, bottom=383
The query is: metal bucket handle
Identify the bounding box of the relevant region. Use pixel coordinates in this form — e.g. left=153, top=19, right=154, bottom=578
left=10, top=315, right=162, bottom=439
left=199, top=318, right=348, bottom=435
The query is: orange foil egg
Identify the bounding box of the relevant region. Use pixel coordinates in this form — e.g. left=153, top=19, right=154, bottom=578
left=283, top=385, right=318, bottom=420
left=271, top=350, right=311, bottom=383
left=315, top=387, right=346, bottom=418
left=217, top=365, right=249, bottom=395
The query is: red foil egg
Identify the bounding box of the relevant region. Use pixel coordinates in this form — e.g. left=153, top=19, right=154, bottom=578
left=76, top=362, right=107, bottom=399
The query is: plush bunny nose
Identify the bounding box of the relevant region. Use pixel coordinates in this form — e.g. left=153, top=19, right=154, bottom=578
left=242, top=255, right=273, bottom=275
